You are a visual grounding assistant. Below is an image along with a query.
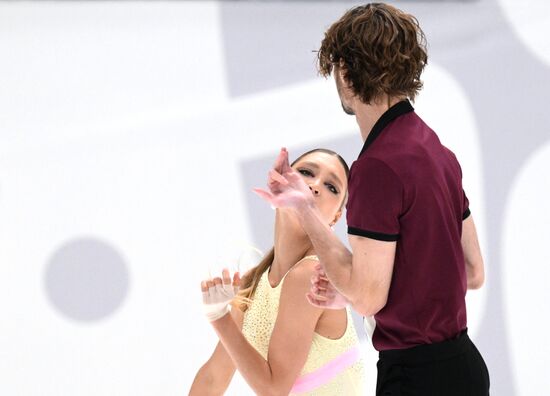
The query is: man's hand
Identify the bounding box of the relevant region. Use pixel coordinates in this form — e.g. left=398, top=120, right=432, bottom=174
left=201, top=269, right=241, bottom=322
left=306, top=264, right=350, bottom=309
left=253, top=148, right=314, bottom=210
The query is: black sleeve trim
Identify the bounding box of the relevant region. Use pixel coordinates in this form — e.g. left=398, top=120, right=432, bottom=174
left=348, top=227, right=399, bottom=241
left=462, top=208, right=471, bottom=220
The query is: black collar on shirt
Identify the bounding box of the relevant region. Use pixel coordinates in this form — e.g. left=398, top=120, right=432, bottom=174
left=357, top=100, right=414, bottom=159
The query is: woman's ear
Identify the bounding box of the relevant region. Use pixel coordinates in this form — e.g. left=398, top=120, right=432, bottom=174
left=330, top=210, right=343, bottom=227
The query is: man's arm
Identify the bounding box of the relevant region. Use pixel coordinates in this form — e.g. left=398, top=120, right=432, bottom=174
left=254, top=148, right=396, bottom=317
left=296, top=202, right=395, bottom=317
left=462, top=215, right=485, bottom=289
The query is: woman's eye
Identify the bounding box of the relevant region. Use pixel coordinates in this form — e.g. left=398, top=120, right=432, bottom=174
left=299, top=169, right=313, bottom=177
left=327, top=184, right=338, bottom=194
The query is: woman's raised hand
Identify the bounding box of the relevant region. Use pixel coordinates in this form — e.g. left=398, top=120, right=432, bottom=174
left=253, top=148, right=314, bottom=210
left=306, top=264, right=350, bottom=310
left=201, top=269, right=241, bottom=322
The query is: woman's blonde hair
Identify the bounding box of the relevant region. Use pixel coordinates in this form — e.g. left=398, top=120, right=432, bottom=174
left=233, top=148, right=349, bottom=312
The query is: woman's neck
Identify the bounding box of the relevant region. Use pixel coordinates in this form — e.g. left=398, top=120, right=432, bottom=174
left=270, top=210, right=315, bottom=283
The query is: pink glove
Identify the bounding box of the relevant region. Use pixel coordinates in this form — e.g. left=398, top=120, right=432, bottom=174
left=253, top=148, right=315, bottom=210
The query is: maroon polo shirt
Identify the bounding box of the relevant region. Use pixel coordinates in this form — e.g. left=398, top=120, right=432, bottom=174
left=346, top=100, right=470, bottom=351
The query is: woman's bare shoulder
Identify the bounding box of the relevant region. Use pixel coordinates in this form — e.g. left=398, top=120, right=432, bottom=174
left=282, top=256, right=320, bottom=293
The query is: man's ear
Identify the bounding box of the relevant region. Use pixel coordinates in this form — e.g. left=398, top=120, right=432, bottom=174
left=336, top=62, right=347, bottom=83
left=336, top=62, right=355, bottom=95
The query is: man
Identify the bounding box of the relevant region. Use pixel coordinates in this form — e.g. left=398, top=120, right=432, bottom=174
left=254, top=3, right=490, bottom=395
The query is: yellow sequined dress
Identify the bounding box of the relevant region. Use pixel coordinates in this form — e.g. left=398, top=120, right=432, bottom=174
left=241, top=256, right=365, bottom=395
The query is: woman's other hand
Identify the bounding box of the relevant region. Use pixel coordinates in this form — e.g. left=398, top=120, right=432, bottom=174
left=201, top=269, right=241, bottom=322
left=306, top=264, right=350, bottom=310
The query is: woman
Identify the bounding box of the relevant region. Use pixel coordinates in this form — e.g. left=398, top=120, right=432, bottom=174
left=189, top=148, right=364, bottom=395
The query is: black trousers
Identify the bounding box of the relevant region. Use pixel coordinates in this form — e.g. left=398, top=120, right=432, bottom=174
left=376, top=329, right=490, bottom=396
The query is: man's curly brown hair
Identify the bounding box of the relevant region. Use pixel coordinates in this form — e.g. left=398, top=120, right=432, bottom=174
left=318, top=3, right=428, bottom=104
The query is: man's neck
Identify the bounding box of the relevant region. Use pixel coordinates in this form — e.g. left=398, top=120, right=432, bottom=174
left=355, top=96, right=407, bottom=142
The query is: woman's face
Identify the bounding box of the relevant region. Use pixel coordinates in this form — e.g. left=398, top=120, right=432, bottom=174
left=291, top=151, right=348, bottom=226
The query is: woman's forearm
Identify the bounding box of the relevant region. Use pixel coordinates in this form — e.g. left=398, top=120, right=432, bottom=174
left=295, top=203, right=355, bottom=297
left=211, top=313, right=280, bottom=396
left=189, top=364, right=227, bottom=396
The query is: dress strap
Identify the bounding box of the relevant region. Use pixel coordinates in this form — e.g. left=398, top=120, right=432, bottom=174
left=295, top=255, right=319, bottom=266
left=271, top=255, right=320, bottom=289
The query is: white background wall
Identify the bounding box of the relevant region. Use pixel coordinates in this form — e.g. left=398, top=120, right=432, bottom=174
left=0, top=1, right=548, bottom=395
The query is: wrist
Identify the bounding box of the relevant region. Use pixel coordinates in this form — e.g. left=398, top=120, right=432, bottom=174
left=295, top=197, right=318, bottom=220
left=210, top=308, right=233, bottom=331
left=205, top=304, right=231, bottom=322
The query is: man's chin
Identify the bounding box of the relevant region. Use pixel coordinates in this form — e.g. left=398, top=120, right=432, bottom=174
left=341, top=102, right=355, bottom=116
